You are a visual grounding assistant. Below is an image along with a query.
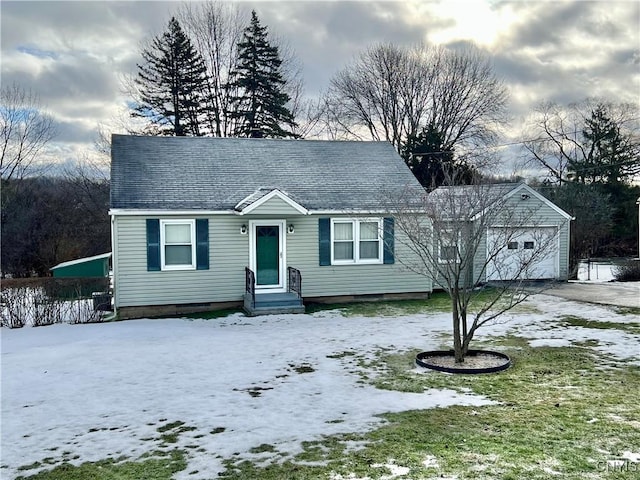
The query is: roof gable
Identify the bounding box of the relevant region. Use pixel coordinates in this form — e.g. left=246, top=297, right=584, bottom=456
left=429, top=183, right=572, bottom=221
left=502, top=183, right=573, bottom=220
left=235, top=189, right=309, bottom=215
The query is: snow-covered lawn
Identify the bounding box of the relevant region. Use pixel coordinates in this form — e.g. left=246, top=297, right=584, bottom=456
left=1, top=294, right=639, bottom=478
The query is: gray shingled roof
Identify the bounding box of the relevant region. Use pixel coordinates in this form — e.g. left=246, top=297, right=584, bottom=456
left=110, top=135, right=422, bottom=211
left=429, top=183, right=524, bottom=218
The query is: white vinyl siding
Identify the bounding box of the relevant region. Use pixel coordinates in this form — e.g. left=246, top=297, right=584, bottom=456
left=113, top=214, right=430, bottom=309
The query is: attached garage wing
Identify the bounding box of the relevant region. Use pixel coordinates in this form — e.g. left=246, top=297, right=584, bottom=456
left=486, top=227, right=559, bottom=281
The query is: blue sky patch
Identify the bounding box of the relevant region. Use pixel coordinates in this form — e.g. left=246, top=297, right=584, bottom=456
left=17, top=45, right=58, bottom=60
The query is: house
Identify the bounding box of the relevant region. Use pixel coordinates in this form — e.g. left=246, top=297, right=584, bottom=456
left=110, top=135, right=430, bottom=319
left=428, top=183, right=572, bottom=284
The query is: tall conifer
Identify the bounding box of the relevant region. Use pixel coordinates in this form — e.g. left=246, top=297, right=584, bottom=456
left=228, top=10, right=298, bottom=138
left=133, top=17, right=208, bottom=136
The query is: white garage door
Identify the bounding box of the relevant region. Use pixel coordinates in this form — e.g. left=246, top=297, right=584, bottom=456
left=486, top=227, right=559, bottom=281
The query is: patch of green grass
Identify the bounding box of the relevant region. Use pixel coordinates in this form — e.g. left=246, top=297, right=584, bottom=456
left=182, top=307, right=242, bottom=319
left=307, top=288, right=542, bottom=318
left=156, top=421, right=197, bottom=444
left=326, top=350, right=357, bottom=359
left=156, top=421, right=185, bottom=433
left=218, top=342, right=640, bottom=479
left=249, top=444, right=277, bottom=454
left=306, top=291, right=452, bottom=317
left=558, top=315, right=640, bottom=334
left=17, top=461, right=42, bottom=472
left=615, top=306, right=640, bottom=316
left=16, top=450, right=187, bottom=480
left=289, top=363, right=315, bottom=374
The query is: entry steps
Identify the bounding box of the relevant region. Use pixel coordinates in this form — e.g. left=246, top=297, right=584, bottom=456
left=243, top=292, right=305, bottom=316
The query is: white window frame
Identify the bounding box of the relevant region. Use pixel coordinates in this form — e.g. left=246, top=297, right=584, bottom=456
left=331, top=218, right=383, bottom=265
left=160, top=219, right=196, bottom=271
left=437, top=229, right=461, bottom=264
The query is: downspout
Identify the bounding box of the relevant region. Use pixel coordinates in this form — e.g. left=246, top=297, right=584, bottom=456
left=637, top=197, right=640, bottom=260
left=108, top=213, right=118, bottom=319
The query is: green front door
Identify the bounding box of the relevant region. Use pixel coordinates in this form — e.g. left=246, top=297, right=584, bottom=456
left=255, top=225, right=280, bottom=286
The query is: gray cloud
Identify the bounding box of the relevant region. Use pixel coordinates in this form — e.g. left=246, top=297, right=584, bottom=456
left=1, top=0, right=638, bottom=167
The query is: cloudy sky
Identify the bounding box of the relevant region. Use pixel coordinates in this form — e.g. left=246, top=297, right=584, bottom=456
left=2, top=0, right=639, bottom=172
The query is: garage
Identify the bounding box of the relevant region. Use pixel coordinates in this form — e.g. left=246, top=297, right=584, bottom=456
left=486, top=227, right=559, bottom=281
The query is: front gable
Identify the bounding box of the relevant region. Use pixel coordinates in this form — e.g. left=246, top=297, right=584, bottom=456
left=234, top=189, right=309, bottom=216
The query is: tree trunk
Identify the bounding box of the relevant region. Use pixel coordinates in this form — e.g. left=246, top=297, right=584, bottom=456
left=451, top=290, right=464, bottom=363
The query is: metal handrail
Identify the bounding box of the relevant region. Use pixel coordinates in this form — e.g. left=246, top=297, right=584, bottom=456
left=245, top=267, right=255, bottom=308
left=287, top=267, right=302, bottom=299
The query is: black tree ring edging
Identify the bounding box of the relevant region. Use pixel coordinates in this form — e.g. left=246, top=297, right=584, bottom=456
left=416, top=349, right=511, bottom=374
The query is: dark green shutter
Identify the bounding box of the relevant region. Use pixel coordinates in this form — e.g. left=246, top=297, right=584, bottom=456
left=319, top=218, right=331, bottom=266
left=146, top=219, right=161, bottom=271
left=196, top=219, right=209, bottom=270
left=383, top=217, right=394, bottom=264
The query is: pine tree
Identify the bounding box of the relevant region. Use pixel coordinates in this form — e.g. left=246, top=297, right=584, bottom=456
left=133, top=17, right=208, bottom=136
left=228, top=10, right=298, bottom=138
left=401, top=123, right=477, bottom=188
left=570, top=104, right=633, bottom=184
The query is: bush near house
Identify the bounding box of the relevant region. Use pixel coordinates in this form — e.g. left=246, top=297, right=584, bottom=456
left=614, top=260, right=640, bottom=282
left=0, top=277, right=110, bottom=328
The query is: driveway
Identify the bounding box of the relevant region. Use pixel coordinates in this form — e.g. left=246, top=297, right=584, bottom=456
left=543, top=281, right=640, bottom=308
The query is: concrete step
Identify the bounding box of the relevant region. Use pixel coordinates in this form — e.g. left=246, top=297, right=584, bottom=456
left=243, top=292, right=304, bottom=316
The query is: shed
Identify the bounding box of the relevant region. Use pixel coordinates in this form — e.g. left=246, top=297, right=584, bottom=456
left=51, top=252, right=111, bottom=278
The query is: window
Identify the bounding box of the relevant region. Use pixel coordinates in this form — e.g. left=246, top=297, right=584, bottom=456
left=507, top=241, right=519, bottom=250
left=359, top=221, right=380, bottom=260
left=161, top=219, right=196, bottom=270
left=333, top=222, right=354, bottom=261
left=438, top=230, right=460, bottom=263
left=523, top=241, right=534, bottom=250
left=331, top=219, right=382, bottom=264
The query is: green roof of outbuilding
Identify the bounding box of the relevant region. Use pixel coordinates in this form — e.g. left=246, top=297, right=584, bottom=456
left=50, top=252, right=112, bottom=271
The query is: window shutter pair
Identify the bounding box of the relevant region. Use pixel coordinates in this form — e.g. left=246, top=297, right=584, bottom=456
left=146, top=219, right=209, bottom=271
left=318, top=217, right=394, bottom=265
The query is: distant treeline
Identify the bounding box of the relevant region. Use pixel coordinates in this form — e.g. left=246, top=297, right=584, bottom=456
left=1, top=175, right=110, bottom=277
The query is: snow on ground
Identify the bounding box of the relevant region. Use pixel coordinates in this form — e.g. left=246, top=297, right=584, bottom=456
left=500, top=295, right=640, bottom=365
left=1, top=294, right=639, bottom=478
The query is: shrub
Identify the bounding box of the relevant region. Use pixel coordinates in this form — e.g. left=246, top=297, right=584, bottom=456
left=32, top=290, right=67, bottom=327
left=1, top=277, right=110, bottom=327
left=0, top=286, right=30, bottom=328
left=613, top=260, right=640, bottom=282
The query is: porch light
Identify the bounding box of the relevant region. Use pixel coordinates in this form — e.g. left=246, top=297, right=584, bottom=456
left=288, top=224, right=295, bottom=234
left=240, top=224, right=247, bottom=234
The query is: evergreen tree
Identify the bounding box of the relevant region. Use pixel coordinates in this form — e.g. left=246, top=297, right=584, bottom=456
left=570, top=104, right=635, bottom=184
left=228, top=10, right=298, bottom=138
left=402, top=123, right=478, bottom=188
left=133, top=17, right=208, bottom=136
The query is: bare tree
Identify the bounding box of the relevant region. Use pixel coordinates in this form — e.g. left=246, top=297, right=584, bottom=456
left=176, top=1, right=307, bottom=137
left=521, top=99, right=640, bottom=185
left=0, top=83, right=56, bottom=180
left=390, top=178, right=566, bottom=363
left=323, top=43, right=508, bottom=156
left=429, top=46, right=508, bottom=153
left=323, top=43, right=433, bottom=147
left=176, top=1, right=246, bottom=137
